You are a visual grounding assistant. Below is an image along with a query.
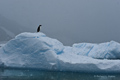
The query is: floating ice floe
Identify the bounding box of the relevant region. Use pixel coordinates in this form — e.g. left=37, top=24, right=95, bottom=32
left=0, top=32, right=120, bottom=73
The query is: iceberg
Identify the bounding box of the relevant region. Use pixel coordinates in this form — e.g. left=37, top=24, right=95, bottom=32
left=0, top=32, right=120, bottom=73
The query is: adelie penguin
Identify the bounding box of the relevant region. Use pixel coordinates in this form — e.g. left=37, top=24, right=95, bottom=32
left=37, top=25, right=42, bottom=32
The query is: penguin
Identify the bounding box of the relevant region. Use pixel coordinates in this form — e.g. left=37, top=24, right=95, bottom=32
left=37, top=25, right=42, bottom=32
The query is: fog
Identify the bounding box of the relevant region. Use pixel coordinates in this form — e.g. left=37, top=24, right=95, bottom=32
left=0, top=0, right=120, bottom=45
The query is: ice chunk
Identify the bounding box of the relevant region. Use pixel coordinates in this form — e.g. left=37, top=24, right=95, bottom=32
left=72, top=41, right=120, bottom=59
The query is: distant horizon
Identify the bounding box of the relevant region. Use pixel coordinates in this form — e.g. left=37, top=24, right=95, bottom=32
left=0, top=31, right=119, bottom=47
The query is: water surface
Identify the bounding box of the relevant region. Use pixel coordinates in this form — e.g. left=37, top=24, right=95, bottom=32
left=0, top=69, right=119, bottom=80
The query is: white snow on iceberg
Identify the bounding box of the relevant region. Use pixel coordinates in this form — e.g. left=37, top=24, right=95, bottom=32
left=0, top=32, right=120, bottom=73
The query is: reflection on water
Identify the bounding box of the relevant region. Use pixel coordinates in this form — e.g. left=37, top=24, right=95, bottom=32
left=0, top=69, right=119, bottom=80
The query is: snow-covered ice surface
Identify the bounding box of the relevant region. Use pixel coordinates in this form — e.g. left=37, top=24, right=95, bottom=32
left=72, top=41, right=120, bottom=59
left=0, top=32, right=120, bottom=73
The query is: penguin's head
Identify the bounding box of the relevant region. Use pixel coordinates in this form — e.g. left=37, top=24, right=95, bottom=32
left=39, top=25, right=42, bottom=27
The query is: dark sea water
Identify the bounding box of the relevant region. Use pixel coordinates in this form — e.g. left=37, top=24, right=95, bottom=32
left=0, top=69, right=120, bottom=80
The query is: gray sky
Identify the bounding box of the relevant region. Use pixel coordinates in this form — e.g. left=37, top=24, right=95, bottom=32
left=0, top=0, right=120, bottom=46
